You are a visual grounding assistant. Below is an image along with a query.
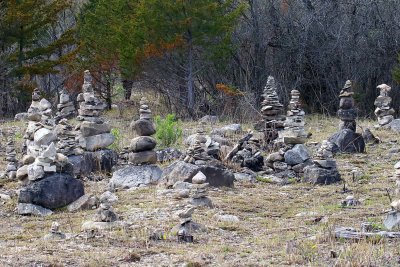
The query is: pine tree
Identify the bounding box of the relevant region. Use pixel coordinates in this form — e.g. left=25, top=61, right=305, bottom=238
left=134, top=0, right=245, bottom=115
left=0, top=0, right=78, bottom=107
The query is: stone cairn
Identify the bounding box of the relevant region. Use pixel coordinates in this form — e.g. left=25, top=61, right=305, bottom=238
left=303, top=140, right=341, bottom=185
left=328, top=80, right=365, bottom=153
left=374, top=84, right=394, bottom=127
left=254, top=76, right=285, bottom=143
left=225, top=132, right=264, bottom=172
left=55, top=119, right=83, bottom=156
left=126, top=97, right=157, bottom=165
left=5, top=135, right=17, bottom=179
left=76, top=70, right=115, bottom=151
left=183, top=139, right=212, bottom=165
left=189, top=171, right=213, bottom=208
left=279, top=89, right=307, bottom=144
left=55, top=88, right=76, bottom=123
left=17, top=89, right=56, bottom=182
left=383, top=161, right=400, bottom=230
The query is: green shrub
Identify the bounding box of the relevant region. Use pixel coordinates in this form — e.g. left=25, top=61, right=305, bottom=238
left=108, top=128, right=122, bottom=151
left=155, top=114, right=182, bottom=148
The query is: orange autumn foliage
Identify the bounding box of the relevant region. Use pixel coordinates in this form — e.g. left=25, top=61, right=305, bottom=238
left=143, top=36, right=185, bottom=58
left=216, top=83, right=244, bottom=96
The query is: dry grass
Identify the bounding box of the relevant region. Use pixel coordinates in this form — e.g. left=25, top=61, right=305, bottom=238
left=0, top=111, right=399, bottom=266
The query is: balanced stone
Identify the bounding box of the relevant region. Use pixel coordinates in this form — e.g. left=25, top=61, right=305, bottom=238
left=374, top=84, right=394, bottom=127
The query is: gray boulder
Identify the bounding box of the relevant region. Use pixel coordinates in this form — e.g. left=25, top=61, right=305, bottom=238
left=109, top=165, right=162, bottom=189
left=131, top=119, right=156, bottom=136
left=303, top=166, right=341, bottom=185
left=128, top=150, right=157, bottom=165
left=130, top=136, right=157, bottom=152
left=17, top=203, right=53, bottom=216
left=328, top=129, right=365, bottom=153
left=18, top=173, right=84, bottom=210
left=79, top=133, right=115, bottom=151
left=160, top=161, right=234, bottom=188
left=34, top=128, right=55, bottom=146
left=80, top=121, right=111, bottom=137
left=284, top=144, right=310, bottom=165
left=67, top=194, right=98, bottom=212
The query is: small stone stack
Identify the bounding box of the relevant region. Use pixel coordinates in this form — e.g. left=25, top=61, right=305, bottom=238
left=26, top=88, right=53, bottom=122
left=128, top=97, right=157, bottom=165
left=279, top=90, right=307, bottom=144
left=303, top=140, right=341, bottom=185
left=44, top=222, right=66, bottom=240
left=26, top=143, right=60, bottom=181
left=183, top=140, right=212, bottom=165
left=76, top=70, right=115, bottom=151
left=93, top=203, right=118, bottom=223
left=5, top=136, right=17, bottom=179
left=55, top=119, right=82, bottom=156
left=328, top=80, right=365, bottom=153
left=189, top=171, right=213, bottom=208
left=255, top=76, right=285, bottom=142
left=374, top=84, right=394, bottom=127
left=226, top=132, right=264, bottom=172
left=338, top=80, right=357, bottom=131
left=55, top=88, right=75, bottom=123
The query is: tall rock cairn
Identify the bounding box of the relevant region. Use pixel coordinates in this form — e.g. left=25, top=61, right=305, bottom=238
left=129, top=97, right=157, bottom=164
left=338, top=80, right=357, bottom=131
left=255, top=76, right=285, bottom=142
left=374, top=84, right=394, bottom=127
left=55, top=88, right=76, bottom=123
left=55, top=119, right=82, bottom=156
left=76, top=70, right=115, bottom=151
left=280, top=90, right=307, bottom=144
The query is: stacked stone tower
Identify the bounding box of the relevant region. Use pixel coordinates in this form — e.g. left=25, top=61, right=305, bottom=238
left=374, top=84, right=394, bottom=127
left=254, top=76, right=285, bottom=142
left=280, top=90, right=307, bottom=144
left=55, top=88, right=76, bottom=123
left=76, top=70, right=115, bottom=151
left=129, top=97, right=157, bottom=164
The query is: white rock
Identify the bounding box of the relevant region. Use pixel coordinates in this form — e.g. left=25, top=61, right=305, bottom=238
left=192, top=171, right=207, bottom=184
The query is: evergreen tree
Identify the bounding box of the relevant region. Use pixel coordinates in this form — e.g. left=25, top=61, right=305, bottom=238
left=134, top=0, right=245, bottom=115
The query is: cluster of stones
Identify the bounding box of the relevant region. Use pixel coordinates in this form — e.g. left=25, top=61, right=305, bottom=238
left=328, top=81, right=365, bottom=153
left=17, top=89, right=56, bottom=182
left=303, top=140, right=341, bottom=185
left=55, top=119, right=82, bottom=156
left=383, top=162, right=400, bottom=230
left=374, top=84, right=394, bottom=127
left=225, top=132, right=264, bottom=172
left=55, top=88, right=76, bottom=123
left=254, top=76, right=285, bottom=142
left=16, top=89, right=84, bottom=215
left=44, top=222, right=66, bottom=240
left=189, top=171, right=213, bottom=208
left=279, top=89, right=307, bottom=144
left=76, top=70, right=115, bottom=152
left=183, top=139, right=212, bottom=165
left=5, top=135, right=17, bottom=179
left=127, top=97, right=157, bottom=165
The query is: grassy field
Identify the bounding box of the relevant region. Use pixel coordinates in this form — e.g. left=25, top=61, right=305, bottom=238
left=0, top=110, right=399, bottom=266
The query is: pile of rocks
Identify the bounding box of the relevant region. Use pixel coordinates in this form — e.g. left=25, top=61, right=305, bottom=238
left=128, top=97, right=157, bottom=165
left=328, top=80, right=365, bottom=153
left=17, top=90, right=56, bottom=181
left=254, top=76, right=285, bottom=142
left=189, top=171, right=213, bottom=208
left=303, top=140, right=341, bottom=185
left=184, top=121, right=221, bottom=159
left=183, top=140, right=213, bottom=165
left=5, top=136, right=17, bottom=179
left=109, top=99, right=162, bottom=190
left=44, top=222, right=66, bottom=240
left=55, top=119, right=82, bottom=156
left=76, top=70, right=115, bottom=151
left=225, top=132, right=264, bottom=172
left=279, top=90, right=308, bottom=144
left=374, top=84, right=395, bottom=127
left=55, top=88, right=75, bottom=123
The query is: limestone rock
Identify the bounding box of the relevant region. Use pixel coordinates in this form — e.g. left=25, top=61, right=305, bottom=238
left=109, top=165, right=162, bottom=189
left=80, top=121, right=111, bottom=137
left=79, top=133, right=115, bottom=151
left=130, top=136, right=157, bottom=152
left=131, top=119, right=156, bottom=136
left=284, top=144, right=310, bottom=165
left=17, top=203, right=53, bottom=216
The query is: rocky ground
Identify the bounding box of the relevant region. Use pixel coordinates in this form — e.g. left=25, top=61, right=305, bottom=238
left=0, top=112, right=399, bottom=267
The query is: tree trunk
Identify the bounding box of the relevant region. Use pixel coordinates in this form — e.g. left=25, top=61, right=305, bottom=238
left=122, top=79, right=133, bottom=100
left=187, top=34, right=195, bottom=117
left=106, top=79, right=112, bottom=109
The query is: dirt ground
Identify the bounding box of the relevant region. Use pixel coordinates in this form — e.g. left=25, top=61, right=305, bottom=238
left=0, top=113, right=399, bottom=267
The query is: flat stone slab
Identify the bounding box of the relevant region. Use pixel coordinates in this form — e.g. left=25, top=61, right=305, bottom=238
left=109, top=165, right=162, bottom=189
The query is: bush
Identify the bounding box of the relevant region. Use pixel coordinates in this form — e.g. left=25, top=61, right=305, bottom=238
left=155, top=114, right=182, bottom=148
left=108, top=128, right=122, bottom=151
